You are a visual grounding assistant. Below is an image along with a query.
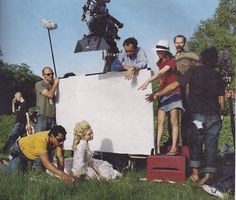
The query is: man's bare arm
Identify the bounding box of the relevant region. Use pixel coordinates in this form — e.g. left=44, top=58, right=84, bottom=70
left=41, top=77, right=59, bottom=99
left=40, top=152, right=74, bottom=184
left=12, top=98, right=16, bottom=113
left=56, top=148, right=64, bottom=171
left=145, top=81, right=180, bottom=103
left=138, top=65, right=171, bottom=90
left=156, top=81, right=180, bottom=97
left=40, top=152, right=64, bottom=176
left=218, top=96, right=224, bottom=110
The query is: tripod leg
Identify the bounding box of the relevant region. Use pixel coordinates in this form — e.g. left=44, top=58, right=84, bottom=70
left=103, top=51, right=116, bottom=73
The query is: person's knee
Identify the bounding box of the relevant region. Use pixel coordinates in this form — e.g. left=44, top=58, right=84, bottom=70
left=170, top=110, right=178, bottom=125
left=205, top=130, right=219, bottom=146
left=170, top=118, right=178, bottom=127
left=157, top=119, right=164, bottom=127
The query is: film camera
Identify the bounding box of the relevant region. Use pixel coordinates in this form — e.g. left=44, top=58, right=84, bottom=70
left=74, top=0, right=123, bottom=54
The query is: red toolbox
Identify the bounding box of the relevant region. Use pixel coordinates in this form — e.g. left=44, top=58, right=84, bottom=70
left=147, top=155, right=186, bottom=183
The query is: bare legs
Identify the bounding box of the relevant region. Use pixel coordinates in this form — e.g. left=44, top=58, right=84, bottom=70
left=156, top=109, right=166, bottom=154
left=169, top=109, right=179, bottom=153
left=191, top=168, right=199, bottom=181
left=156, top=108, right=179, bottom=155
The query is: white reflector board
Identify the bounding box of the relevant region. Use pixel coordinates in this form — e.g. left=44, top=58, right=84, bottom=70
left=56, top=69, right=154, bottom=155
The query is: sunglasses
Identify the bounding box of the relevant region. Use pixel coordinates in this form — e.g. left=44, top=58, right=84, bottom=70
left=44, top=73, right=54, bottom=76
left=125, top=49, right=135, bottom=53
left=56, top=136, right=66, bottom=142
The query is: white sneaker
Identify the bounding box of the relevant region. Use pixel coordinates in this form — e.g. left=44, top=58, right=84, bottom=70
left=202, top=184, right=224, bottom=199
left=8, top=155, right=13, bottom=160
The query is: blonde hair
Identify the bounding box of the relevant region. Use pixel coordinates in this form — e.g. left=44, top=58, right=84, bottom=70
left=72, top=120, right=91, bottom=150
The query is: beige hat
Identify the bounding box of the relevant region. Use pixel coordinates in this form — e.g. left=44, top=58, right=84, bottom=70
left=153, top=40, right=171, bottom=53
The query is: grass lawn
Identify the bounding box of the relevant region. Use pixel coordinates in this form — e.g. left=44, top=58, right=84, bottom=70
left=0, top=115, right=234, bottom=200
left=0, top=170, right=234, bottom=200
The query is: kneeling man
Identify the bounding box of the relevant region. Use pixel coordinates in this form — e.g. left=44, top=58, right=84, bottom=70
left=0, top=125, right=75, bottom=184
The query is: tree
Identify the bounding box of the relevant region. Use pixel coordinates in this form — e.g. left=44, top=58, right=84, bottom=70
left=0, top=62, right=41, bottom=115
left=188, top=0, right=236, bottom=69
left=188, top=0, right=236, bottom=119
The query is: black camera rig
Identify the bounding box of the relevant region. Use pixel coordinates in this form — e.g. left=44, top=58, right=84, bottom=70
left=74, top=0, right=123, bottom=54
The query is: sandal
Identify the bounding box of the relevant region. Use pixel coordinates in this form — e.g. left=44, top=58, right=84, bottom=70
left=190, top=175, right=199, bottom=183
left=0, top=157, right=9, bottom=165
left=195, top=177, right=208, bottom=187
left=166, top=151, right=178, bottom=156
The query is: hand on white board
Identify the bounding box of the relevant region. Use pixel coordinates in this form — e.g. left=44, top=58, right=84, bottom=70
left=125, top=66, right=136, bottom=80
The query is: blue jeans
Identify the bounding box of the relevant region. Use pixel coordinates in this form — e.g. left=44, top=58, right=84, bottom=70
left=0, top=142, right=29, bottom=173
left=33, top=150, right=55, bottom=172
left=189, top=114, right=222, bottom=173
left=35, top=115, right=55, bottom=132
left=1, top=122, right=26, bottom=152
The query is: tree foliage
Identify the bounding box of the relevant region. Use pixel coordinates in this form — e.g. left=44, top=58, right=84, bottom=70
left=0, top=61, right=41, bottom=115
left=188, top=0, right=236, bottom=68
left=187, top=0, right=236, bottom=117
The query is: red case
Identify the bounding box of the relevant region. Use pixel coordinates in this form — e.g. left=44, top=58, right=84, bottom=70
left=147, top=155, right=186, bottom=183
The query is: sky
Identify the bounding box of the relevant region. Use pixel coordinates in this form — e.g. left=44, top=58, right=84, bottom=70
left=0, top=0, right=219, bottom=77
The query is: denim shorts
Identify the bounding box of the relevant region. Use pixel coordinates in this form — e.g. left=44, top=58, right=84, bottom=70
left=158, top=93, right=184, bottom=112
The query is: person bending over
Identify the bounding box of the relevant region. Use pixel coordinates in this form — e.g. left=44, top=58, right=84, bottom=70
left=111, top=37, right=148, bottom=80
left=0, top=125, right=75, bottom=184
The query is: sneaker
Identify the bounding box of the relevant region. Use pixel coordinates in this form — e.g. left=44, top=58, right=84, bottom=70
left=166, top=151, right=178, bottom=156
left=202, top=185, right=224, bottom=199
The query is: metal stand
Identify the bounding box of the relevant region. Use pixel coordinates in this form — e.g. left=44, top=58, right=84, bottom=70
left=102, top=50, right=116, bottom=73
left=47, top=28, right=57, bottom=76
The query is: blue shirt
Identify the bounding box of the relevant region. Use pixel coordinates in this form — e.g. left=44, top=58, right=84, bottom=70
left=111, top=47, right=148, bottom=71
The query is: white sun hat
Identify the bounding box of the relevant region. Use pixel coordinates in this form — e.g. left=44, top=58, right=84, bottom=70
left=153, top=40, right=171, bottom=53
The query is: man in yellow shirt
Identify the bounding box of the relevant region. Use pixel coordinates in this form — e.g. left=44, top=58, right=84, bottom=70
left=0, top=125, right=75, bottom=184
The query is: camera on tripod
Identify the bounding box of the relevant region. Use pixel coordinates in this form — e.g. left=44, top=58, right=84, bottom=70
left=74, top=0, right=123, bottom=54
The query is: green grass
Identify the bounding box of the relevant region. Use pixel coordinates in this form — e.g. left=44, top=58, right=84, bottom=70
left=0, top=115, right=15, bottom=147
left=0, top=170, right=234, bottom=200
left=0, top=114, right=234, bottom=200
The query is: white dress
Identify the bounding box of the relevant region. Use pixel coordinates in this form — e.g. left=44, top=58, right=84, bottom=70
left=64, top=140, right=122, bottom=180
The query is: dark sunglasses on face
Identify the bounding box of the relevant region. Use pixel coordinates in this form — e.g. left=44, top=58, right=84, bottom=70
left=56, top=136, right=66, bottom=142
left=125, top=49, right=134, bottom=53
left=44, top=73, right=54, bottom=76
